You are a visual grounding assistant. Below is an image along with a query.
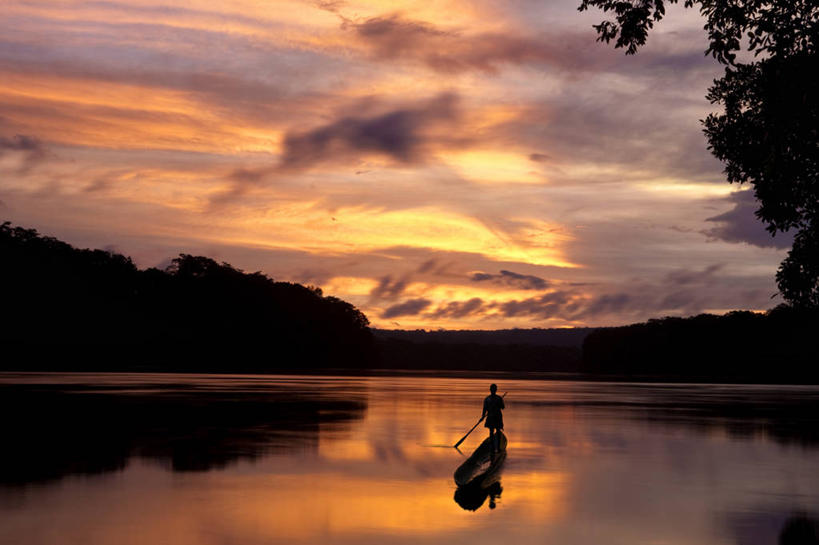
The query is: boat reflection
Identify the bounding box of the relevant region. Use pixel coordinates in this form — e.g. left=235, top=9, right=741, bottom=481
left=454, top=431, right=507, bottom=511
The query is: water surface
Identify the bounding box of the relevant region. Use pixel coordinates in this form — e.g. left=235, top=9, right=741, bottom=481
left=1, top=373, right=818, bottom=544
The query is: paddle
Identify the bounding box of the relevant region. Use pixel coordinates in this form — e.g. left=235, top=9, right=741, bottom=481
left=453, top=392, right=506, bottom=449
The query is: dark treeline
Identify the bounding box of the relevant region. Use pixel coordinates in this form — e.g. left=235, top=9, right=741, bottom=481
left=583, top=309, right=819, bottom=383
left=372, top=328, right=589, bottom=372
left=1, top=222, right=374, bottom=371
left=375, top=337, right=581, bottom=372
left=372, top=327, right=594, bottom=348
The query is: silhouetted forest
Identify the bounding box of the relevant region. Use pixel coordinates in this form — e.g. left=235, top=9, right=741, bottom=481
left=372, top=327, right=588, bottom=372
left=1, top=222, right=374, bottom=371
left=583, top=308, right=819, bottom=383
left=375, top=337, right=581, bottom=372
left=372, top=327, right=593, bottom=347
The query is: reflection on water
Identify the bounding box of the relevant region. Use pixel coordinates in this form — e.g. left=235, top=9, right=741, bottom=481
left=453, top=431, right=507, bottom=512
left=0, top=374, right=367, bottom=484
left=1, top=373, right=819, bottom=545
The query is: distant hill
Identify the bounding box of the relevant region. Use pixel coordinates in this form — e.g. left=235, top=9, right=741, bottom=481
left=372, top=328, right=593, bottom=372
left=372, top=327, right=595, bottom=348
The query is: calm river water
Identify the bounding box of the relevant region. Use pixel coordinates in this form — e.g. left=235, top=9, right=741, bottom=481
left=1, top=373, right=818, bottom=545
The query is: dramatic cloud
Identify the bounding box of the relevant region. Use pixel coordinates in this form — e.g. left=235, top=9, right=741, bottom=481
left=0, top=0, right=788, bottom=328
left=279, top=93, right=460, bottom=170
left=381, top=298, right=432, bottom=318
left=471, top=269, right=550, bottom=290
left=705, top=191, right=794, bottom=249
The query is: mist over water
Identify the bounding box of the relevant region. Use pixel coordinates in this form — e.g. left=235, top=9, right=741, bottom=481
left=1, top=373, right=818, bottom=545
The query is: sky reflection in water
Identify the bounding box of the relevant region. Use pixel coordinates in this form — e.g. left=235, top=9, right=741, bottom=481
left=1, top=373, right=818, bottom=545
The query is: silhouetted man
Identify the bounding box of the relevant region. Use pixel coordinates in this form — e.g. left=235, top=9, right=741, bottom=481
left=482, top=383, right=504, bottom=453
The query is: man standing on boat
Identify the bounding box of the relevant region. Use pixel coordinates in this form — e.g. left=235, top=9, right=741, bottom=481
left=482, top=384, right=504, bottom=453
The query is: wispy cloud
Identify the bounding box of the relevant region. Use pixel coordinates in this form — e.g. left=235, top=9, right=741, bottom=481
left=0, top=134, right=47, bottom=172
left=345, top=13, right=601, bottom=74
left=471, top=269, right=550, bottom=290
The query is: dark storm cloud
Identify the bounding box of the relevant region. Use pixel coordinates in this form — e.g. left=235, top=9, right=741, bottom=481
left=471, top=269, right=550, bottom=290
left=345, top=14, right=603, bottom=74
left=705, top=191, right=793, bottom=249
left=381, top=298, right=432, bottom=318
left=278, top=93, right=459, bottom=170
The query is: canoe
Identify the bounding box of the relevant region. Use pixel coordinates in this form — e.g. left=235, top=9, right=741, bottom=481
left=453, top=431, right=507, bottom=487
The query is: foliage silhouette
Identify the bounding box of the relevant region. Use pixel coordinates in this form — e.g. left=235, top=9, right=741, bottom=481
left=372, top=328, right=587, bottom=372
left=374, top=337, right=581, bottom=372
left=780, top=514, right=819, bottom=545
left=582, top=307, right=819, bottom=382
left=577, top=0, right=819, bottom=307
left=0, top=222, right=373, bottom=370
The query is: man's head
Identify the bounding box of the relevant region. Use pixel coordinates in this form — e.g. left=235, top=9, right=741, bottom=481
left=490, top=383, right=497, bottom=394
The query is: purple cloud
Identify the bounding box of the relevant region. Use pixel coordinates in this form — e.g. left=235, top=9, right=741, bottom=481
left=705, top=191, right=793, bottom=249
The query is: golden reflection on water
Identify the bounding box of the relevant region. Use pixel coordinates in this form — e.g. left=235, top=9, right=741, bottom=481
left=2, top=374, right=819, bottom=545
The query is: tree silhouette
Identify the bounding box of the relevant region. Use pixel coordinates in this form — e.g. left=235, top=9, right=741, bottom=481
left=578, top=0, right=819, bottom=307
left=0, top=222, right=374, bottom=371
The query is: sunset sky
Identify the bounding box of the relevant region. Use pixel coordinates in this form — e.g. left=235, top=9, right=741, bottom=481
left=0, top=0, right=793, bottom=329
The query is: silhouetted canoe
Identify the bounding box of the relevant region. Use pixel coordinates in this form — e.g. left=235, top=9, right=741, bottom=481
left=454, top=432, right=507, bottom=487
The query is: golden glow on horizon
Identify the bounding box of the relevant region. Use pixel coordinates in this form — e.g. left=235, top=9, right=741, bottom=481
left=218, top=206, right=577, bottom=268
left=442, top=150, right=543, bottom=184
